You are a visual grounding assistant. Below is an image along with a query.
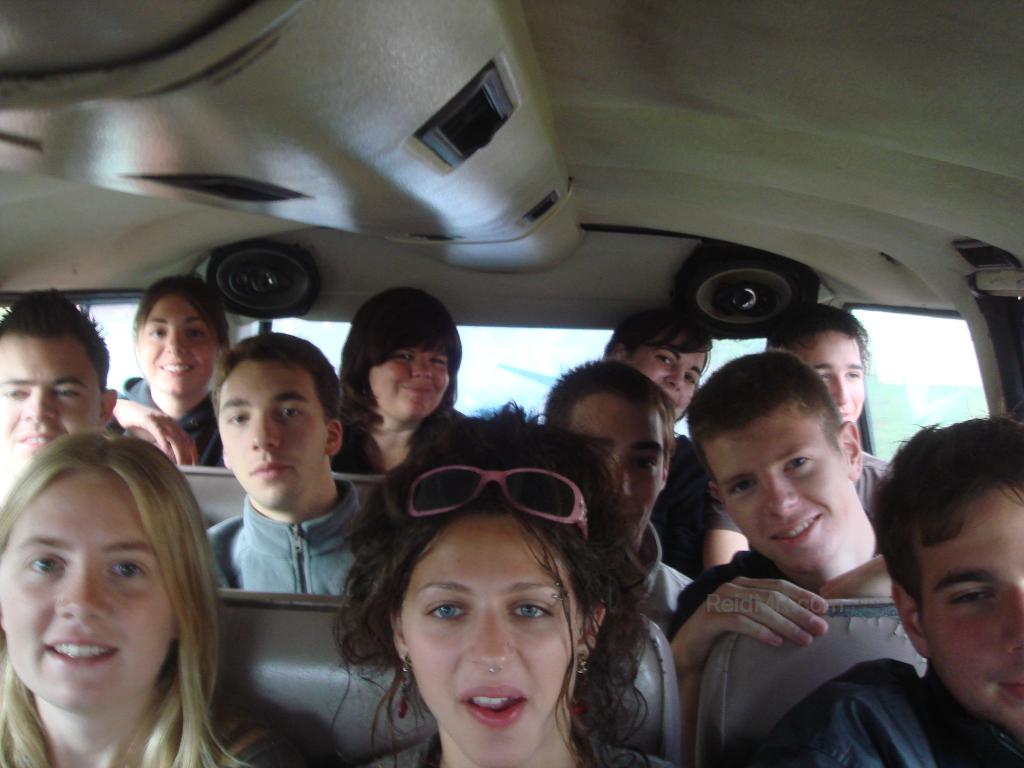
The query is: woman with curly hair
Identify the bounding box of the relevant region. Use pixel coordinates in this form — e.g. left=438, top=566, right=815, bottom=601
left=335, top=287, right=461, bottom=474
left=339, top=406, right=673, bottom=767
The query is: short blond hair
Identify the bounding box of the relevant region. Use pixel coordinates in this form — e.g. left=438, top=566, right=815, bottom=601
left=0, top=433, right=234, bottom=767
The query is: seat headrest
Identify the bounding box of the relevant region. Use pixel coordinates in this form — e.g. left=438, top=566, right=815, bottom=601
left=182, top=467, right=382, bottom=527
left=218, top=591, right=681, bottom=764
left=695, top=598, right=927, bottom=768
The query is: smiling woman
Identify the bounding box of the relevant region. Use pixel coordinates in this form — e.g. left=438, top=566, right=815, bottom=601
left=0, top=433, right=303, bottom=768
left=336, top=287, right=462, bottom=474
left=113, top=276, right=230, bottom=467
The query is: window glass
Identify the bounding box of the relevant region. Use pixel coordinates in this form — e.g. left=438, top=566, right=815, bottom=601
left=279, top=318, right=610, bottom=416
left=86, top=305, right=777, bottom=428
left=674, top=337, right=765, bottom=436
left=281, top=317, right=767, bottom=423
left=853, top=308, right=987, bottom=460
left=88, top=302, right=141, bottom=392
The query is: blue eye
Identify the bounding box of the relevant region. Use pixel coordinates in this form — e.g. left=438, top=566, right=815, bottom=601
left=31, top=558, right=58, bottom=574
left=113, top=562, right=142, bottom=578
left=514, top=604, right=548, bottom=619
left=431, top=604, right=462, bottom=619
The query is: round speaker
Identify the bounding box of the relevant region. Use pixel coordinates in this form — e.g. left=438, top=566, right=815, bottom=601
left=674, top=244, right=819, bottom=338
left=206, top=240, right=320, bottom=319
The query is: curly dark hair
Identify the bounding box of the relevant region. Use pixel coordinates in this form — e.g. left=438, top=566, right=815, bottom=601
left=337, top=405, right=649, bottom=764
left=339, top=287, right=462, bottom=432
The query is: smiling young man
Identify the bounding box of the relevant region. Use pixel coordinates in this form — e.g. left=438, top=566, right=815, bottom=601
left=0, top=291, right=117, bottom=497
left=668, top=352, right=880, bottom=766
left=750, top=417, right=1024, bottom=766
left=545, top=360, right=692, bottom=635
left=767, top=304, right=888, bottom=512
left=207, top=332, right=358, bottom=594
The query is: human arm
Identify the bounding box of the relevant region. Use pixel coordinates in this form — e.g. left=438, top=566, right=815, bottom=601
left=701, top=499, right=749, bottom=568
left=113, top=398, right=199, bottom=465
left=670, top=577, right=830, bottom=768
left=702, top=528, right=748, bottom=569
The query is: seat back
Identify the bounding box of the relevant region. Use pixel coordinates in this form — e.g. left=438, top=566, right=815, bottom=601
left=695, top=598, right=926, bottom=768
left=219, top=591, right=681, bottom=765
left=180, top=466, right=382, bottom=527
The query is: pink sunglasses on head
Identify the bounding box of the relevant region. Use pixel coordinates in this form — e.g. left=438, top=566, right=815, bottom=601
left=407, top=465, right=589, bottom=539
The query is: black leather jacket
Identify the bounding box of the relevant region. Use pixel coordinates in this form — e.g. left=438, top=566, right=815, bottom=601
left=748, top=659, right=1024, bottom=767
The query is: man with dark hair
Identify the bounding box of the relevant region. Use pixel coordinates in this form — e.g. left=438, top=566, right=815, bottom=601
left=750, top=417, right=1024, bottom=766
left=767, top=303, right=888, bottom=512
left=668, top=352, right=882, bottom=765
left=603, top=308, right=740, bottom=573
left=545, top=360, right=691, bottom=634
left=208, top=332, right=357, bottom=594
left=0, top=290, right=117, bottom=493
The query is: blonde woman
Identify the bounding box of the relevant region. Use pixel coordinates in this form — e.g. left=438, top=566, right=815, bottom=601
left=0, top=433, right=303, bottom=768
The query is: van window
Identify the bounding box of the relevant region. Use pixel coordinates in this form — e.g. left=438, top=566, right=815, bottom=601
left=88, top=305, right=770, bottom=422
left=93, top=303, right=983, bottom=458
left=279, top=318, right=611, bottom=416
left=853, top=308, right=987, bottom=460
left=87, top=301, right=142, bottom=392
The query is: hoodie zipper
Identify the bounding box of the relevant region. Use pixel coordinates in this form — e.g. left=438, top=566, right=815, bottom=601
left=289, top=524, right=307, bottom=592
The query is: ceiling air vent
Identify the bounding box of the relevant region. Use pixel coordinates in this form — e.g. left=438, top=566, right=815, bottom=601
left=523, top=190, right=559, bottom=224
left=407, top=233, right=462, bottom=242
left=128, top=174, right=308, bottom=202
left=415, top=61, right=515, bottom=168
left=953, top=238, right=1020, bottom=269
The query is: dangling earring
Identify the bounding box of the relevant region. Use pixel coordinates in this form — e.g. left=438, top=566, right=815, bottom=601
left=575, top=653, right=589, bottom=675
left=398, top=654, right=412, bottom=719
left=572, top=652, right=590, bottom=717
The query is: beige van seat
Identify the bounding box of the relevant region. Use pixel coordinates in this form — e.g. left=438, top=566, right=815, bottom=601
left=219, top=591, right=682, bottom=766
left=180, top=466, right=382, bottom=526
left=695, top=598, right=927, bottom=768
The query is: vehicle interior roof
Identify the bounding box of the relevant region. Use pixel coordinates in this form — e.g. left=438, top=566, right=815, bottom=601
left=0, top=1, right=1020, bottom=338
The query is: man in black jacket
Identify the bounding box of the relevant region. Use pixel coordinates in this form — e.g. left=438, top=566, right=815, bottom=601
left=749, top=417, right=1024, bottom=766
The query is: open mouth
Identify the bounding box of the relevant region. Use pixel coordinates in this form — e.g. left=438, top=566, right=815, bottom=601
left=464, top=695, right=526, bottom=727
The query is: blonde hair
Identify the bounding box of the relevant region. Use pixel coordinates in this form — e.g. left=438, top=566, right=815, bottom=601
left=0, top=433, right=235, bottom=768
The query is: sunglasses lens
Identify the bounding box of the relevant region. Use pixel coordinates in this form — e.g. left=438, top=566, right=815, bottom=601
left=506, top=471, right=577, bottom=519
left=411, top=468, right=482, bottom=512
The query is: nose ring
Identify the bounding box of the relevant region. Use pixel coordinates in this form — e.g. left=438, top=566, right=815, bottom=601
left=487, top=664, right=502, bottom=674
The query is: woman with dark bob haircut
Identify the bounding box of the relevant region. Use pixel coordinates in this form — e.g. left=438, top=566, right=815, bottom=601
left=114, top=274, right=230, bottom=466
left=334, top=287, right=462, bottom=474
left=338, top=406, right=673, bottom=768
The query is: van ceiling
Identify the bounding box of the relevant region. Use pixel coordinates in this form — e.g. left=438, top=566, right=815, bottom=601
left=0, top=1, right=1022, bottom=326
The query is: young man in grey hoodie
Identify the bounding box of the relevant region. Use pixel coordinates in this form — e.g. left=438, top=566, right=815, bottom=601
left=208, top=332, right=358, bottom=594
